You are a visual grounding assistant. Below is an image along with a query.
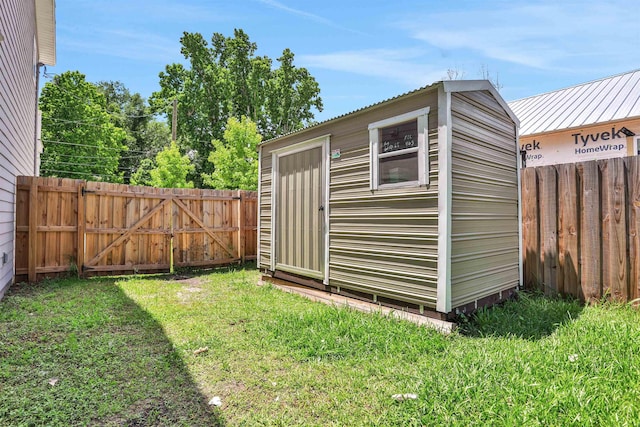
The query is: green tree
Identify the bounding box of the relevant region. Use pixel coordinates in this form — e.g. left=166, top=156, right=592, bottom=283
left=150, top=29, right=322, bottom=186
left=129, top=158, right=155, bottom=186
left=202, top=116, right=261, bottom=190
left=96, top=81, right=170, bottom=183
left=39, top=71, right=128, bottom=181
left=148, top=141, right=194, bottom=188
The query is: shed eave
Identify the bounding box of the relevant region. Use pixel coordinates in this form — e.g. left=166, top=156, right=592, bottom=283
left=35, top=0, right=56, bottom=66
left=259, top=81, right=444, bottom=147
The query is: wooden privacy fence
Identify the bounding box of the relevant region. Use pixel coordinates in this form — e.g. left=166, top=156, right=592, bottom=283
left=521, top=156, right=640, bottom=302
left=15, top=176, right=257, bottom=282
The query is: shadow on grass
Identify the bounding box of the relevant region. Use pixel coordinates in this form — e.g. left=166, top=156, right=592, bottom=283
left=458, top=291, right=584, bottom=340
left=0, top=277, right=223, bottom=426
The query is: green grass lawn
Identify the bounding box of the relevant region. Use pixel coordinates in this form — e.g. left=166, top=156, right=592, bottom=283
left=1, top=264, right=640, bottom=426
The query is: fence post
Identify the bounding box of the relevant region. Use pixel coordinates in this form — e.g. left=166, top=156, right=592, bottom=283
left=76, top=181, right=86, bottom=278
left=237, top=190, right=246, bottom=263
left=28, top=177, right=38, bottom=282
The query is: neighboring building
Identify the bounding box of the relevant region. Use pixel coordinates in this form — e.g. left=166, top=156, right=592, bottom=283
left=0, top=0, right=56, bottom=297
left=258, top=80, right=520, bottom=319
left=509, top=69, right=640, bottom=167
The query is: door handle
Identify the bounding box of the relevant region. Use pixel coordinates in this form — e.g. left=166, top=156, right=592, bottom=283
left=319, top=205, right=324, bottom=212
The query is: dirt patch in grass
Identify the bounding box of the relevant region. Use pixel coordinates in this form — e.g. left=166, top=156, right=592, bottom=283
left=96, top=398, right=172, bottom=426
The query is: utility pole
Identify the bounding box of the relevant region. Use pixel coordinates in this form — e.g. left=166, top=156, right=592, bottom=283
left=171, top=99, right=178, bottom=141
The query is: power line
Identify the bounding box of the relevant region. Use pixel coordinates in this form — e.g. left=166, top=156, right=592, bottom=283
left=41, top=139, right=152, bottom=154
left=40, top=159, right=135, bottom=171
left=42, top=116, right=169, bottom=136
left=40, top=168, right=122, bottom=179
left=41, top=151, right=155, bottom=161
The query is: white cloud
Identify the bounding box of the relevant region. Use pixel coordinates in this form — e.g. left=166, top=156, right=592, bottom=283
left=300, top=49, right=446, bottom=87
left=406, top=0, right=639, bottom=71
left=257, top=0, right=368, bottom=35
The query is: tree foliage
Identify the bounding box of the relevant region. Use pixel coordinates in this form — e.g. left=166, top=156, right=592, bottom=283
left=150, top=29, right=322, bottom=186
left=39, top=71, right=128, bottom=181
left=96, top=81, right=171, bottom=183
left=146, top=141, right=194, bottom=188
left=202, top=116, right=261, bottom=190
left=129, top=158, right=155, bottom=186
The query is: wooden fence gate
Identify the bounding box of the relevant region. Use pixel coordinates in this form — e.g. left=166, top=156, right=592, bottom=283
left=521, top=156, right=640, bottom=302
left=15, top=176, right=257, bottom=282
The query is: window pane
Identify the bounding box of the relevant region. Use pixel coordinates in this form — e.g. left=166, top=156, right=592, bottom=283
left=380, top=120, right=418, bottom=154
left=379, top=152, right=418, bottom=184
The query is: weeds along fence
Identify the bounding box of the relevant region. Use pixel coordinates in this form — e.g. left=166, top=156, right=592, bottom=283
left=15, top=176, right=257, bottom=282
left=521, top=156, right=640, bottom=302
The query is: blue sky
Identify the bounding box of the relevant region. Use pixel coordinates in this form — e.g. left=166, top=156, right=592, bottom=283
left=53, top=0, right=640, bottom=122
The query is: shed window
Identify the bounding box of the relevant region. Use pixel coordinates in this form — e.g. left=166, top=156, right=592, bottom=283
left=369, top=108, right=429, bottom=190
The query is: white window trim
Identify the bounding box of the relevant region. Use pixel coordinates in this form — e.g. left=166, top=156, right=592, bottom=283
left=369, top=107, right=430, bottom=190
left=635, top=135, right=640, bottom=155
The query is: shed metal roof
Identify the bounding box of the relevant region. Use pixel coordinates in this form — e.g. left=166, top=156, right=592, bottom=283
left=262, top=79, right=515, bottom=145
left=508, top=69, right=640, bottom=136
left=35, top=0, right=56, bottom=66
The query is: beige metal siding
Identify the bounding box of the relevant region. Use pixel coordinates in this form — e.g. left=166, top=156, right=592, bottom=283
left=259, top=90, right=442, bottom=308
left=275, top=146, right=324, bottom=278
left=0, top=0, right=39, bottom=295
left=449, top=91, right=519, bottom=308
left=258, top=152, right=272, bottom=270
left=326, top=91, right=441, bottom=308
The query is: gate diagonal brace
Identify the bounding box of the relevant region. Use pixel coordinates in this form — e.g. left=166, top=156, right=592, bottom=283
left=85, top=198, right=171, bottom=267
left=172, top=198, right=236, bottom=258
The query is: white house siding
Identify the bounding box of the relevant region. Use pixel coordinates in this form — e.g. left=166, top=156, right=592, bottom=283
left=0, top=0, right=39, bottom=295
left=449, top=90, right=520, bottom=309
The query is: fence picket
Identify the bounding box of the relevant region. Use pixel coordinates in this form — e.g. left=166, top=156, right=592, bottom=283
left=538, top=167, right=558, bottom=295
left=600, top=158, right=627, bottom=300
left=557, top=163, right=579, bottom=297
left=627, top=157, right=640, bottom=301
left=522, top=167, right=540, bottom=289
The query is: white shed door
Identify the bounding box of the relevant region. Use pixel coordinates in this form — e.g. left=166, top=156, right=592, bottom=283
left=276, top=146, right=324, bottom=280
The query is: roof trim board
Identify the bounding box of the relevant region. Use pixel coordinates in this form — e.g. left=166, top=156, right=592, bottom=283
left=35, top=0, right=56, bottom=66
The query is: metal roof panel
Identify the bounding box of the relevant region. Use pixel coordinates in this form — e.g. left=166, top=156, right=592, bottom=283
left=509, top=69, right=640, bottom=136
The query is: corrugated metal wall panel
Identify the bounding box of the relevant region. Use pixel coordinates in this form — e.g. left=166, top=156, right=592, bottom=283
left=450, top=91, right=519, bottom=309
left=327, top=94, right=440, bottom=308
left=259, top=152, right=272, bottom=269
left=275, top=146, right=324, bottom=278
left=259, top=89, right=442, bottom=308
left=259, top=84, right=521, bottom=313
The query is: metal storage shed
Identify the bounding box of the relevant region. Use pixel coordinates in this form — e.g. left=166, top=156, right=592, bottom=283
left=258, top=80, right=521, bottom=319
